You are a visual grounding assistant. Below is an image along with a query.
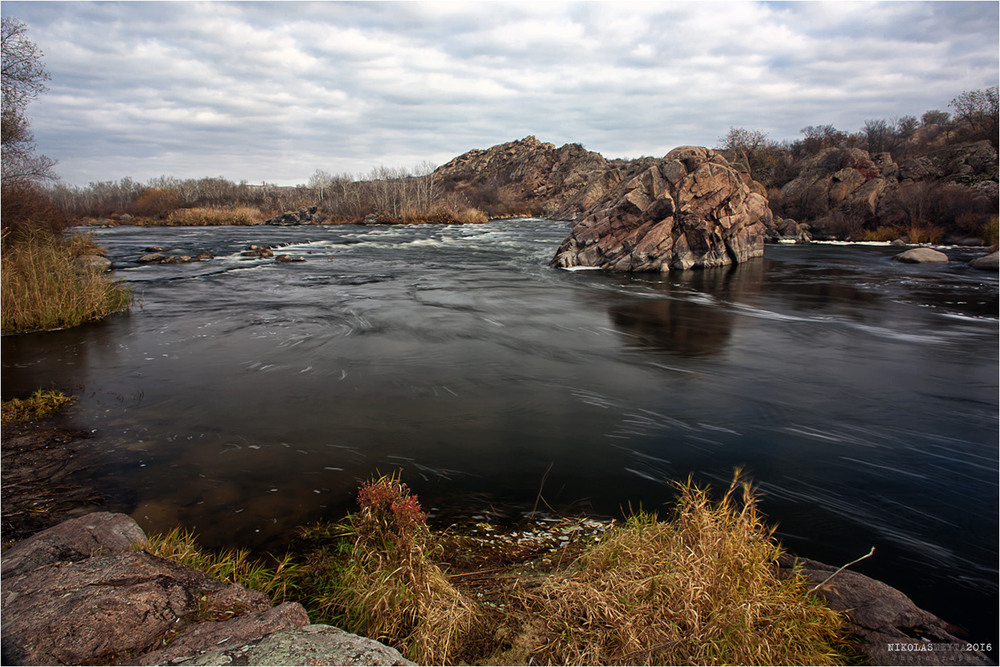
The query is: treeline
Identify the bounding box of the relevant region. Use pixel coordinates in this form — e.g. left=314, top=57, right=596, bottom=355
left=45, top=162, right=485, bottom=225
left=719, top=87, right=998, bottom=187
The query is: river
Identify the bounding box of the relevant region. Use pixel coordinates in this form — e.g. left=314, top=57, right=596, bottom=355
left=2, top=218, right=997, bottom=642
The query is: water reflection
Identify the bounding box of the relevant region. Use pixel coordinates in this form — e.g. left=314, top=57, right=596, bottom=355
left=608, top=260, right=764, bottom=357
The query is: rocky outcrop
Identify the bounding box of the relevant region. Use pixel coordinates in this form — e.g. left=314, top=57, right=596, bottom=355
left=776, top=141, right=998, bottom=241
left=264, top=206, right=322, bottom=225
left=551, top=146, right=772, bottom=272
left=1, top=513, right=411, bottom=666
left=434, top=136, right=617, bottom=219
left=781, top=555, right=991, bottom=666
left=893, top=247, right=950, bottom=263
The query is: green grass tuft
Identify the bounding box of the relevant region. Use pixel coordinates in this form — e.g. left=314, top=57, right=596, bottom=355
left=1, top=389, right=76, bottom=423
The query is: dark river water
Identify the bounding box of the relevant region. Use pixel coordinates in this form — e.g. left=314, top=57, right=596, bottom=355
left=3, top=219, right=998, bottom=643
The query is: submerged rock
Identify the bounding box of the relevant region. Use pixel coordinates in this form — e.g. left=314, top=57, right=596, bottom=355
left=969, top=250, right=999, bottom=271
left=551, top=146, right=772, bottom=272
left=892, top=247, right=949, bottom=263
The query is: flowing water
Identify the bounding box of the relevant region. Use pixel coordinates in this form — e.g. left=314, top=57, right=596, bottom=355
left=3, top=219, right=997, bottom=642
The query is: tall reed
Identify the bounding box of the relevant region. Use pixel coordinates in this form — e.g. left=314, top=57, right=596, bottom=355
left=1, top=230, right=132, bottom=334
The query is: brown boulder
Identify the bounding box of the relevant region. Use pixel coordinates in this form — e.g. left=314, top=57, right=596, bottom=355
left=782, top=555, right=990, bottom=666
left=551, top=146, right=771, bottom=272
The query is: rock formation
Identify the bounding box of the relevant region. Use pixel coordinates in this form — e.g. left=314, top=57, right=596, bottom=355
left=1, top=512, right=411, bottom=666
left=775, top=141, right=998, bottom=242
left=264, top=205, right=322, bottom=225
left=434, top=136, right=622, bottom=219
left=550, top=146, right=772, bottom=272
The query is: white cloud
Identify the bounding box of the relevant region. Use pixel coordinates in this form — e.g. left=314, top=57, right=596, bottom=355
left=4, top=0, right=997, bottom=185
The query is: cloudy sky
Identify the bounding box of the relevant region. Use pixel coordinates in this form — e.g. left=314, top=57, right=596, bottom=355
left=3, top=1, right=998, bottom=186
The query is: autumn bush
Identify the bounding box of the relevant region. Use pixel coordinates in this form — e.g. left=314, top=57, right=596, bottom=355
left=127, top=187, right=183, bottom=219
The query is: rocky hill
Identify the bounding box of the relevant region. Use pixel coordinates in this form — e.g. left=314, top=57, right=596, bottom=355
left=433, top=134, right=998, bottom=247
left=434, top=136, right=649, bottom=220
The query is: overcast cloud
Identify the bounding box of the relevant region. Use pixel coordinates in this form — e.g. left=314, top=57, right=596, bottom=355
left=3, top=1, right=998, bottom=186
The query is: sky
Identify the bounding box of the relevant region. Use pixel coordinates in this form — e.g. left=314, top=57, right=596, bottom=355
left=2, top=1, right=998, bottom=187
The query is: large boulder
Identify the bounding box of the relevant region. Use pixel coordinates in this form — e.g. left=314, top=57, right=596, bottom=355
left=1, top=513, right=410, bottom=666
left=550, top=146, right=772, bottom=272
left=782, top=555, right=990, bottom=666
left=893, top=247, right=950, bottom=263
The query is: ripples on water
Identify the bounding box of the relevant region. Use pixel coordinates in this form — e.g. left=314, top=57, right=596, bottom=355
left=2, top=220, right=997, bottom=640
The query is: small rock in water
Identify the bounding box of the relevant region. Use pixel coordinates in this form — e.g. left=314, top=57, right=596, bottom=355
left=969, top=251, right=998, bottom=271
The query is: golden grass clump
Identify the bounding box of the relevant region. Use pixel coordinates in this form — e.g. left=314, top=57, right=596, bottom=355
left=318, top=473, right=485, bottom=664
left=504, top=474, right=850, bottom=666
left=165, top=206, right=265, bottom=226
left=1, top=389, right=76, bottom=423
left=1, top=230, right=132, bottom=334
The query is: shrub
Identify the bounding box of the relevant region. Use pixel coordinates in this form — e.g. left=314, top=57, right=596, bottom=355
left=308, top=473, right=484, bottom=664
left=127, top=188, right=183, bottom=219
left=862, top=226, right=903, bottom=242
left=1, top=389, right=75, bottom=423
left=985, top=215, right=999, bottom=246
left=1, top=229, right=132, bottom=334
left=906, top=224, right=945, bottom=245
left=504, top=474, right=851, bottom=666
left=1, top=184, right=70, bottom=241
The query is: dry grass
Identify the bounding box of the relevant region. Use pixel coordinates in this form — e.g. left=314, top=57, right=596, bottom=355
left=1, top=389, right=76, bottom=423
left=862, top=226, right=903, bottom=242
left=495, top=474, right=850, bottom=666
left=905, top=224, right=946, bottom=245
left=1, top=230, right=132, bottom=334
left=165, top=206, right=265, bottom=226
left=146, top=473, right=854, bottom=666
left=396, top=204, right=489, bottom=225
left=311, top=473, right=486, bottom=664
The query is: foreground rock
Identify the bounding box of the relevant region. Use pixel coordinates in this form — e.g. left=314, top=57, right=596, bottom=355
left=551, top=146, right=772, bottom=271
left=1, top=513, right=411, bottom=666
left=893, top=247, right=950, bottom=263
left=782, top=555, right=990, bottom=666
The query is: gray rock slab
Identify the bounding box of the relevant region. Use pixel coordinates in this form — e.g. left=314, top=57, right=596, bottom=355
left=174, top=624, right=413, bottom=666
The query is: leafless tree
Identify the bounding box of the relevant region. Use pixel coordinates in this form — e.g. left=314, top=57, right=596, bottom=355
left=2, top=16, right=56, bottom=187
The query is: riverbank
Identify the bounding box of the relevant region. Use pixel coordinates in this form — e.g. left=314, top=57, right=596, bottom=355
left=1, top=405, right=993, bottom=665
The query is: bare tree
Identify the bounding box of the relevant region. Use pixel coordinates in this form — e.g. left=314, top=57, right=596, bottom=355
left=2, top=17, right=56, bottom=186
left=949, top=87, right=999, bottom=145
